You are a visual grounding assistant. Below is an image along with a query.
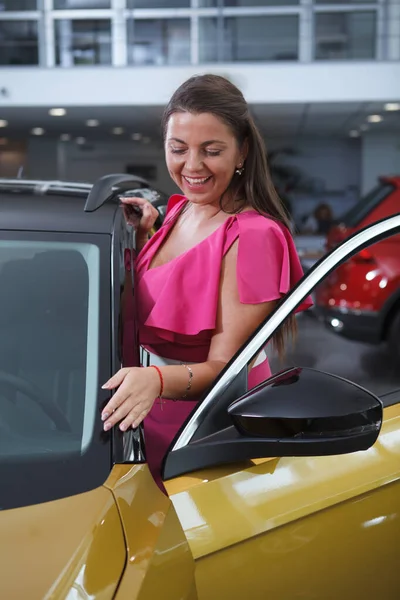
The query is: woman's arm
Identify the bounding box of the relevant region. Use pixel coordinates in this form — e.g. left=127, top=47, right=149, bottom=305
left=101, top=240, right=277, bottom=431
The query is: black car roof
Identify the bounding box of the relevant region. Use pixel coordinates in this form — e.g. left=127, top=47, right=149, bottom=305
left=0, top=175, right=164, bottom=234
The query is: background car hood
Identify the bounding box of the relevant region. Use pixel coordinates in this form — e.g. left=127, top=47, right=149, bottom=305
left=0, top=486, right=126, bottom=599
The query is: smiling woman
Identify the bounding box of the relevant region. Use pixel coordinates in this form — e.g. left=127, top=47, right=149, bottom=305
left=101, top=74, right=313, bottom=490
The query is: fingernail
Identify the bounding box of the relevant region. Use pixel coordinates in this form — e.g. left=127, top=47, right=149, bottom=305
left=120, top=423, right=127, bottom=431
left=101, top=412, right=109, bottom=421
left=132, top=422, right=138, bottom=429
left=103, top=422, right=112, bottom=431
left=101, top=383, right=109, bottom=389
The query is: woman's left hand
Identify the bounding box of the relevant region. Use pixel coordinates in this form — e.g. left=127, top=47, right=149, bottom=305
left=101, top=367, right=161, bottom=431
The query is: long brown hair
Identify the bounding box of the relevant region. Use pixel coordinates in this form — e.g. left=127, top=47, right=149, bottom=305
left=162, top=74, right=296, bottom=358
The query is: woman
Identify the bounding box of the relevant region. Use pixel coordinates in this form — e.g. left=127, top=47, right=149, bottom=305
left=304, top=203, right=334, bottom=235
left=101, top=74, right=312, bottom=488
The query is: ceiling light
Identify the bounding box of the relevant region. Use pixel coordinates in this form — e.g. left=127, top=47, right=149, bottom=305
left=132, top=132, right=142, bottom=141
left=60, top=133, right=71, bottom=141
left=49, top=108, right=66, bottom=117
left=0, top=137, right=7, bottom=145
left=367, top=114, right=382, bottom=123
left=76, top=136, right=86, bottom=145
left=0, top=120, right=8, bottom=128
left=384, top=102, right=400, bottom=112
left=31, top=127, right=45, bottom=135
left=112, top=127, right=124, bottom=135
left=360, top=124, right=369, bottom=131
left=349, top=130, right=359, bottom=138
left=86, top=119, right=99, bottom=127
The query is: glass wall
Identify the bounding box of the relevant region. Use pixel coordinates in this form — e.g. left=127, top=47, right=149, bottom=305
left=127, top=0, right=190, bottom=7
left=127, top=18, right=190, bottom=65
left=55, top=20, right=112, bottom=65
left=54, top=1, right=110, bottom=7
left=199, top=16, right=298, bottom=63
left=0, top=0, right=37, bottom=9
left=0, top=21, right=38, bottom=66
left=315, top=11, right=376, bottom=60
left=0, top=0, right=393, bottom=67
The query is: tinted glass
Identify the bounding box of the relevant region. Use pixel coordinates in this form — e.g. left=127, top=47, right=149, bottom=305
left=55, top=19, right=112, bottom=66
left=0, top=233, right=111, bottom=510
left=315, top=11, right=376, bottom=60
left=0, top=20, right=38, bottom=66
left=127, top=0, right=189, bottom=6
left=199, top=15, right=298, bottom=62
left=54, top=0, right=110, bottom=7
left=127, top=18, right=190, bottom=65
left=224, top=0, right=298, bottom=5
left=0, top=0, right=37, bottom=9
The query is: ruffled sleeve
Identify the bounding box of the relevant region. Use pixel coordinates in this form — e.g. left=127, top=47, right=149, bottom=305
left=231, top=213, right=313, bottom=311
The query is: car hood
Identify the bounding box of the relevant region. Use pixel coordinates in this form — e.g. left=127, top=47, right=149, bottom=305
left=0, top=486, right=126, bottom=599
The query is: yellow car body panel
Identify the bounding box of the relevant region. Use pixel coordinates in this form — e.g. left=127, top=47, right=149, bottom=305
left=105, top=464, right=197, bottom=600
left=165, top=405, right=400, bottom=599
left=0, top=485, right=125, bottom=600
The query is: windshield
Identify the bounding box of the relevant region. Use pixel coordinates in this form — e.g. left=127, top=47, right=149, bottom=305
left=339, top=183, right=394, bottom=228
left=0, top=232, right=112, bottom=510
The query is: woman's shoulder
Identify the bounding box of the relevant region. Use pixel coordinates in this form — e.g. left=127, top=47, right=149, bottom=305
left=231, top=210, right=290, bottom=246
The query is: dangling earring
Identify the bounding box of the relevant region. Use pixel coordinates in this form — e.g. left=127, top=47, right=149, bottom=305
left=235, top=163, right=244, bottom=176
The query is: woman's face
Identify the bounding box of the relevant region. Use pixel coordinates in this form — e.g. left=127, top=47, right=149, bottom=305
left=165, top=111, right=245, bottom=207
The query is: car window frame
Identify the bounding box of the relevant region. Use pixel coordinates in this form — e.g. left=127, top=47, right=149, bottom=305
left=111, top=211, right=146, bottom=464
left=0, top=230, right=113, bottom=510
left=167, top=213, right=400, bottom=459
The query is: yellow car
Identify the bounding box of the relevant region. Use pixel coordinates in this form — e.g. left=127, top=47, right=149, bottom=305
left=0, top=174, right=399, bottom=600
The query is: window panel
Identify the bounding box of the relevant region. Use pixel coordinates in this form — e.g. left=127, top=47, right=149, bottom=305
left=223, top=0, right=299, bottom=5
left=54, top=0, right=111, bottom=8
left=0, top=0, right=37, bottom=10
left=127, top=18, right=190, bottom=65
left=200, top=0, right=299, bottom=4
left=315, top=0, right=375, bottom=4
left=315, top=11, right=376, bottom=60
left=127, top=0, right=190, bottom=7
left=0, top=20, right=38, bottom=66
left=55, top=19, right=112, bottom=66
left=200, top=15, right=299, bottom=62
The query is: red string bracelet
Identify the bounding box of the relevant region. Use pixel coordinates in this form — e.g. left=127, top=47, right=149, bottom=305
left=150, top=365, right=164, bottom=397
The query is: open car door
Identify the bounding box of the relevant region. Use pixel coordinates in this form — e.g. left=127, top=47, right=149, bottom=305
left=162, top=213, right=400, bottom=600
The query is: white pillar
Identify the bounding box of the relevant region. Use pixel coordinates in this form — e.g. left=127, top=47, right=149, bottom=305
left=112, top=0, right=127, bottom=66
left=58, top=19, right=74, bottom=67
left=387, top=0, right=400, bottom=60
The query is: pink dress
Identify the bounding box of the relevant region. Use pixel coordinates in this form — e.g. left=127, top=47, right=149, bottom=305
left=135, top=196, right=312, bottom=488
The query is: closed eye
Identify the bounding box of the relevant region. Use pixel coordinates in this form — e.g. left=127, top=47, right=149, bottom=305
left=170, top=148, right=186, bottom=154
left=205, top=150, right=222, bottom=157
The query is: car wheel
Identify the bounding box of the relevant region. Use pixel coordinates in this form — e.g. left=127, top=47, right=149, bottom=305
left=388, top=309, right=400, bottom=363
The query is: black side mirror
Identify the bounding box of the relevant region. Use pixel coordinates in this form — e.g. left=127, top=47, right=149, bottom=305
left=162, top=367, right=382, bottom=480
left=228, top=367, right=382, bottom=455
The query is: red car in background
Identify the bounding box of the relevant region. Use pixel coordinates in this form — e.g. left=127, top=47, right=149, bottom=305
left=316, top=175, right=400, bottom=361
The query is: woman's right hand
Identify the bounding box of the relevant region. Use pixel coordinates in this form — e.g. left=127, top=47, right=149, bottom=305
left=120, top=196, right=159, bottom=237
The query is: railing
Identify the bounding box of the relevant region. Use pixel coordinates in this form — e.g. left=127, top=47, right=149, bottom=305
left=0, top=0, right=398, bottom=67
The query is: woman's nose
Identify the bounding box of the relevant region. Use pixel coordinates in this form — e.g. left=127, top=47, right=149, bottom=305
left=184, top=150, right=203, bottom=171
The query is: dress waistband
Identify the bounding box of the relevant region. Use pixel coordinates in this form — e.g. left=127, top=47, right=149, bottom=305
left=140, top=346, right=267, bottom=368
left=140, top=346, right=195, bottom=367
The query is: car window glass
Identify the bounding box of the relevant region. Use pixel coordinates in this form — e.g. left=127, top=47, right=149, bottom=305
left=271, top=241, right=400, bottom=398
left=339, top=183, right=394, bottom=228
left=0, top=240, right=100, bottom=460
